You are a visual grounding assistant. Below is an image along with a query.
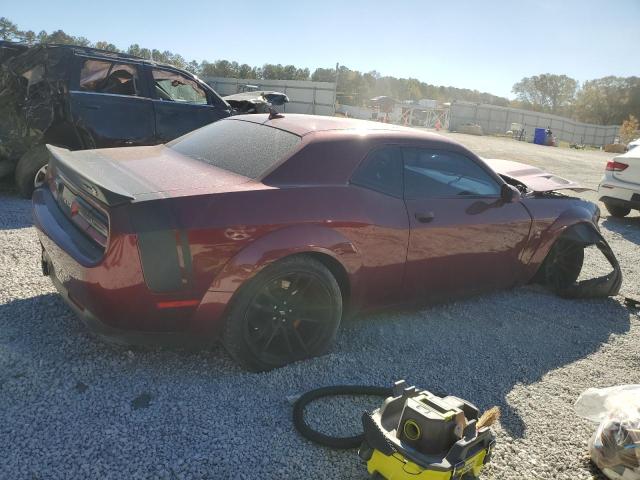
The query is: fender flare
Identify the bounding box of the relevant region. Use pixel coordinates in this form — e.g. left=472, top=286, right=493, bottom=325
left=190, top=225, right=361, bottom=337
left=210, top=224, right=361, bottom=293
left=526, top=204, right=598, bottom=268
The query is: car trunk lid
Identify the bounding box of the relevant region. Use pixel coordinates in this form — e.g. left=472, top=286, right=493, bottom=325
left=46, top=144, right=253, bottom=206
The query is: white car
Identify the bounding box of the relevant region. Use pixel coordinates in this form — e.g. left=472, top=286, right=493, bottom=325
left=628, top=138, right=640, bottom=151
left=598, top=149, right=640, bottom=217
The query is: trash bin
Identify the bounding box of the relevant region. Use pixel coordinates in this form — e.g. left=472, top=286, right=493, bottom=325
left=534, top=128, right=547, bottom=145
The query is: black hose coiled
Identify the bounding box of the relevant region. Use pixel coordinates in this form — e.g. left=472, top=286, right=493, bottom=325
left=292, top=385, right=393, bottom=449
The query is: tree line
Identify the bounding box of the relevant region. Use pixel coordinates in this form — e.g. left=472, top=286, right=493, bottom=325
left=1, top=17, right=638, bottom=126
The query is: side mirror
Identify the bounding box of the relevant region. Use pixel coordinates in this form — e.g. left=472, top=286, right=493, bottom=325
left=501, top=184, right=521, bottom=203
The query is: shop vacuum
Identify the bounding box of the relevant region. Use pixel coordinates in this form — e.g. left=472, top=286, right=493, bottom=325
left=293, top=380, right=498, bottom=479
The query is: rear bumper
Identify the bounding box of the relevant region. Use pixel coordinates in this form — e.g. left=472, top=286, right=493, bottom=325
left=599, top=195, right=640, bottom=211
left=33, top=186, right=231, bottom=345
left=43, top=250, right=206, bottom=347
left=598, top=178, right=640, bottom=210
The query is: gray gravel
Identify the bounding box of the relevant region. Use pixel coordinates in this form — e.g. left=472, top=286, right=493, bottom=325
left=1, top=138, right=639, bottom=479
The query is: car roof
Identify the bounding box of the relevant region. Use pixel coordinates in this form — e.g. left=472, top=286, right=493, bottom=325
left=230, top=113, right=457, bottom=144
left=1, top=41, right=187, bottom=71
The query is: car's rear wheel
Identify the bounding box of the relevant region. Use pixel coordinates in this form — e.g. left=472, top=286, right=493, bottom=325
left=604, top=202, right=631, bottom=218
left=15, top=145, right=50, bottom=198
left=222, top=255, right=342, bottom=371
left=540, top=237, right=584, bottom=291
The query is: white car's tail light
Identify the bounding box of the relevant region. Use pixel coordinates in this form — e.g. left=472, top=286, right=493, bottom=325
left=605, top=161, right=628, bottom=172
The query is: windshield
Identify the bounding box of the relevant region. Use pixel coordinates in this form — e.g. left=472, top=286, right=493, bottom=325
left=168, top=119, right=301, bottom=179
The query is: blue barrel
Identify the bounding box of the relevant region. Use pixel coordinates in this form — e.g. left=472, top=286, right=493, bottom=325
left=534, top=128, right=546, bottom=145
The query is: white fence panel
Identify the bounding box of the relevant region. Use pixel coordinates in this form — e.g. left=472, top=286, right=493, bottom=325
left=449, top=101, right=618, bottom=146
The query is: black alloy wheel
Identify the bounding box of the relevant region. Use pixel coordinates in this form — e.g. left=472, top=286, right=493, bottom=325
left=223, top=256, right=342, bottom=371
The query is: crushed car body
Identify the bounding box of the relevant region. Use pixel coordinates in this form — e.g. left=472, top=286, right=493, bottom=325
left=224, top=90, right=289, bottom=114
left=484, top=158, right=621, bottom=299
left=0, top=41, right=232, bottom=196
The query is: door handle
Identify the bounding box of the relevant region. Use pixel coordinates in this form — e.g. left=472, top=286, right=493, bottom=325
left=415, top=211, right=435, bottom=223
left=83, top=104, right=101, bottom=110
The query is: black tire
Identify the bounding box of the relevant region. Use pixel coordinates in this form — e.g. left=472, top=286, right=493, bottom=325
left=222, top=255, right=342, bottom=371
left=15, top=145, right=50, bottom=198
left=539, top=237, right=584, bottom=292
left=604, top=202, right=631, bottom=218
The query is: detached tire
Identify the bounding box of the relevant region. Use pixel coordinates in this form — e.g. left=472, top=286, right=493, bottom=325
left=222, top=255, right=342, bottom=371
left=604, top=203, right=630, bottom=218
left=15, top=145, right=50, bottom=198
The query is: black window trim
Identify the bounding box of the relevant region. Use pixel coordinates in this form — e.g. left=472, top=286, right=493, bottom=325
left=401, top=146, right=503, bottom=200
left=349, top=145, right=404, bottom=199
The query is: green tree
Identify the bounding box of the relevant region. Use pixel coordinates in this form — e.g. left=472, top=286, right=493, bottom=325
left=574, top=76, right=640, bottom=125
left=94, top=41, right=120, bottom=53
left=311, top=67, right=336, bottom=82
left=512, top=74, right=578, bottom=113
left=0, top=17, right=20, bottom=41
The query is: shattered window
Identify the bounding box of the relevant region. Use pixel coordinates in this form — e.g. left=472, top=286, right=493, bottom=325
left=79, top=59, right=139, bottom=96
left=403, top=149, right=501, bottom=198
left=152, top=69, right=207, bottom=104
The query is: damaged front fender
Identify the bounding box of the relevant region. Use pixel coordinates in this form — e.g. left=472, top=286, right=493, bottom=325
left=541, top=222, right=622, bottom=299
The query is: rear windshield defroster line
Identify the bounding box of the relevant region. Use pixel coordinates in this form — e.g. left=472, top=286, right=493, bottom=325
left=168, top=119, right=301, bottom=179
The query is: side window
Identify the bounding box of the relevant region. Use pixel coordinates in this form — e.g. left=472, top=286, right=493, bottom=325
left=79, top=59, right=139, bottom=96
left=403, top=148, right=501, bottom=198
left=351, top=147, right=403, bottom=197
left=152, top=69, right=207, bottom=104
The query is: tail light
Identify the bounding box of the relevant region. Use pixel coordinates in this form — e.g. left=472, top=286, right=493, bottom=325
left=50, top=174, right=109, bottom=249
left=606, top=161, right=628, bottom=172
left=68, top=196, right=109, bottom=248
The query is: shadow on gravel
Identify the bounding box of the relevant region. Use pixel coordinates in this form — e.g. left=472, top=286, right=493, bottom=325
left=602, top=215, right=640, bottom=244
left=0, top=288, right=631, bottom=478
left=339, top=288, right=631, bottom=439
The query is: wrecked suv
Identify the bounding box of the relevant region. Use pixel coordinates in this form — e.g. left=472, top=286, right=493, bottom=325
left=0, top=41, right=231, bottom=197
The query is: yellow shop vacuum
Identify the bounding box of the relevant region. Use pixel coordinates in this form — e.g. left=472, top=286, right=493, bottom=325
left=293, top=380, right=498, bottom=480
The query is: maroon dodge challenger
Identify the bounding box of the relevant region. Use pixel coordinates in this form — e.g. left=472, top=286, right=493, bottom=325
left=33, top=114, right=621, bottom=370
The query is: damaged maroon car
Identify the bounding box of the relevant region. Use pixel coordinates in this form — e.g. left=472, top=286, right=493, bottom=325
left=33, top=115, right=622, bottom=370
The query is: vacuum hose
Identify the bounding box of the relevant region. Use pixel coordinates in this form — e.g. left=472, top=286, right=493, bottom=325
left=292, top=385, right=393, bottom=449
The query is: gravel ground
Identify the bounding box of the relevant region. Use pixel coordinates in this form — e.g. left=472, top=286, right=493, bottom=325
left=1, top=136, right=639, bottom=480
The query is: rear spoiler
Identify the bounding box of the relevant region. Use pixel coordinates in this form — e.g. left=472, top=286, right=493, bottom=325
left=46, top=145, right=135, bottom=206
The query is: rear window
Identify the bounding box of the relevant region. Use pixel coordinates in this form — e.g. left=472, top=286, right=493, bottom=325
left=168, top=120, right=301, bottom=179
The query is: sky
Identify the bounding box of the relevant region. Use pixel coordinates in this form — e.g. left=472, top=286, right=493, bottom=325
left=3, top=0, right=639, bottom=98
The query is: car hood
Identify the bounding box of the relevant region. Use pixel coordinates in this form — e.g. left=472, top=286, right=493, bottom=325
left=483, top=158, right=590, bottom=193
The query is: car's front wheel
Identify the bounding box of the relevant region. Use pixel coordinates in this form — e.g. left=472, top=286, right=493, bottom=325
left=604, top=202, right=631, bottom=218
left=222, top=255, right=343, bottom=371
